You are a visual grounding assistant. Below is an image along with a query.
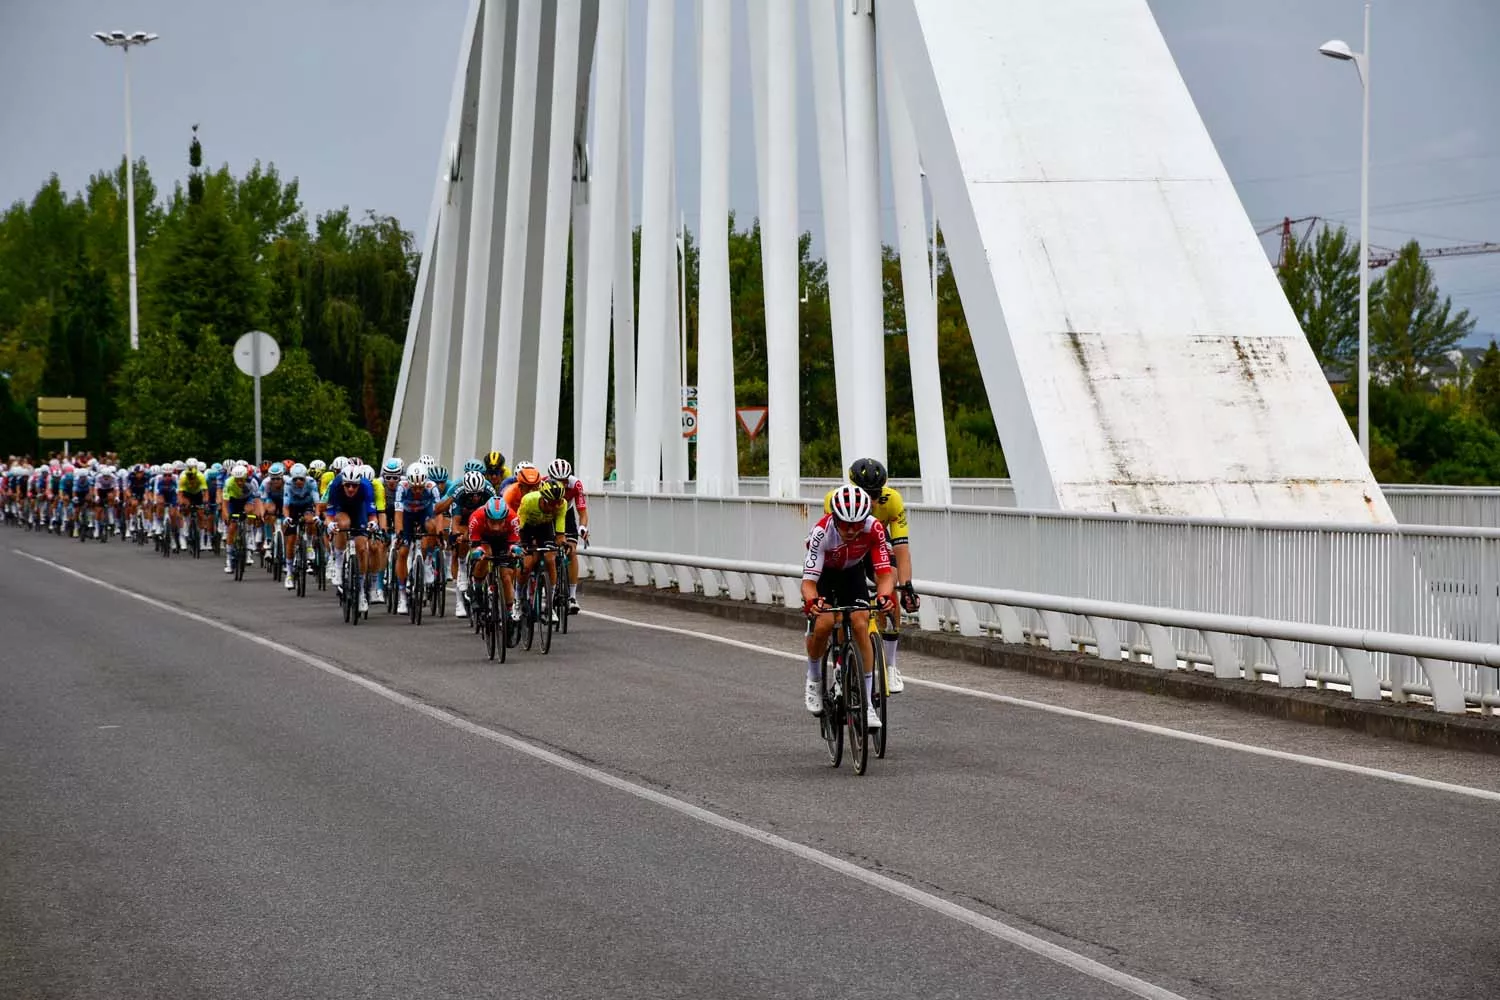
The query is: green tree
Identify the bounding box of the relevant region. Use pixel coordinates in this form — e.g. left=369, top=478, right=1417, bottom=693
left=1279, top=224, right=1360, bottom=369
left=1370, top=241, right=1475, bottom=391
left=1469, top=341, right=1500, bottom=429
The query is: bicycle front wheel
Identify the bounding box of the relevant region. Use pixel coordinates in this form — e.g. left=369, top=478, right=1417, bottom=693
left=538, top=568, right=554, bottom=654
left=845, top=641, right=869, bottom=776
left=821, top=651, right=843, bottom=768
left=870, top=635, right=888, bottom=760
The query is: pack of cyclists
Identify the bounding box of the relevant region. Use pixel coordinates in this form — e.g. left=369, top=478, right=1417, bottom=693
left=5, top=448, right=922, bottom=737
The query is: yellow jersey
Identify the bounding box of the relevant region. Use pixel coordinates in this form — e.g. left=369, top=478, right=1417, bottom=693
left=823, top=485, right=908, bottom=544
left=516, top=491, right=567, bottom=533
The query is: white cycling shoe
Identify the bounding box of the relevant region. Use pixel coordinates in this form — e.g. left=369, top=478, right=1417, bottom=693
left=283, top=574, right=295, bottom=590
left=804, top=679, right=823, bottom=716
left=865, top=704, right=883, bottom=729
left=397, top=592, right=409, bottom=615
left=887, top=664, right=905, bottom=694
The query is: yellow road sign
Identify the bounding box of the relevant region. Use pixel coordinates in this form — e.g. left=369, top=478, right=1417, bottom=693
left=37, top=396, right=87, bottom=412
left=38, top=425, right=88, bottom=439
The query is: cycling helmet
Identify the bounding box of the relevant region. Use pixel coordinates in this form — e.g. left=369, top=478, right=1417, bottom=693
left=349, top=464, right=372, bottom=482
left=347, top=456, right=362, bottom=470
left=462, top=470, right=486, bottom=492
left=461, top=459, right=484, bottom=474
left=185, top=457, right=199, bottom=470
left=381, top=458, right=404, bottom=478
left=516, top=465, right=542, bottom=487
left=173, top=460, right=186, bottom=472
left=406, top=463, right=427, bottom=485
left=484, top=450, right=506, bottom=474
left=417, top=453, right=436, bottom=468
left=210, top=462, right=223, bottom=473
left=89, top=458, right=100, bottom=470
left=266, top=462, right=284, bottom=477
left=309, top=459, right=327, bottom=473
left=829, top=484, right=872, bottom=523
left=231, top=463, right=250, bottom=480
left=538, top=481, right=565, bottom=504
left=290, top=463, right=309, bottom=479
left=547, top=458, right=572, bottom=481
left=331, top=456, right=348, bottom=473
left=848, top=457, right=888, bottom=494
left=483, top=497, right=508, bottom=521
left=428, top=464, right=449, bottom=484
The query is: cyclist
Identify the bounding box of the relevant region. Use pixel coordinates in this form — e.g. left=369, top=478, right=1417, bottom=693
left=258, top=463, right=292, bottom=569
left=324, top=462, right=378, bottom=613
left=178, top=458, right=210, bottom=550
left=392, top=462, right=441, bottom=615
left=124, top=464, right=151, bottom=536
left=221, top=463, right=257, bottom=572
left=426, top=462, right=451, bottom=498
left=514, top=480, right=568, bottom=623
left=437, top=468, right=496, bottom=618
left=801, top=485, right=895, bottom=728
left=320, top=456, right=348, bottom=501
left=374, top=458, right=405, bottom=602
left=501, top=463, right=543, bottom=512
left=547, top=458, right=589, bottom=613
left=823, top=457, right=917, bottom=693
left=467, top=496, right=522, bottom=624
left=482, top=450, right=510, bottom=495
left=278, top=463, right=322, bottom=588
left=91, top=464, right=120, bottom=539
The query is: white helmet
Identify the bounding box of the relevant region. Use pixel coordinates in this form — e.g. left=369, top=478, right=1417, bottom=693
left=547, top=458, right=572, bottom=481
left=173, top=460, right=186, bottom=472
left=406, top=462, right=427, bottom=485
left=309, top=458, right=327, bottom=473
left=185, top=458, right=199, bottom=470
left=828, top=485, right=872, bottom=523
left=348, top=464, right=372, bottom=482
left=417, top=453, right=436, bottom=468
left=331, top=456, right=348, bottom=472
left=231, top=463, right=250, bottom=480
left=461, top=470, right=486, bottom=492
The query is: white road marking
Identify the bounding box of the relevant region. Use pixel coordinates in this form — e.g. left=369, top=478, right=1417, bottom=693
left=579, top=608, right=1500, bottom=804
left=17, top=548, right=1188, bottom=1000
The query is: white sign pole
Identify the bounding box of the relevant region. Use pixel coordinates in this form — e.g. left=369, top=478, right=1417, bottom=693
left=253, top=335, right=262, bottom=468
left=235, top=331, right=280, bottom=469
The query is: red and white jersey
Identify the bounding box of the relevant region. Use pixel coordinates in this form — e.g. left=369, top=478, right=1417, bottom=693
left=556, top=474, right=587, bottom=512
left=803, top=513, right=892, bottom=580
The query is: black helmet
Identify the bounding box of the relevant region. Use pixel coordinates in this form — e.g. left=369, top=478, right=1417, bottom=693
left=484, top=450, right=506, bottom=475
left=848, top=457, right=887, bottom=493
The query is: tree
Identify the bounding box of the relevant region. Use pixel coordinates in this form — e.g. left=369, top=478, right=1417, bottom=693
left=1369, top=241, right=1475, bottom=392
left=1279, top=224, right=1360, bottom=369
left=1470, top=341, right=1500, bottom=429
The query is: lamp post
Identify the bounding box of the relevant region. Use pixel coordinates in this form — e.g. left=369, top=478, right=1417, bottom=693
left=1319, top=4, right=1370, bottom=462
left=93, top=29, right=158, bottom=352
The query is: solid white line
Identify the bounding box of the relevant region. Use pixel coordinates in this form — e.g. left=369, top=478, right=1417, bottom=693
left=579, top=608, right=1500, bottom=804
left=17, top=548, right=1186, bottom=1000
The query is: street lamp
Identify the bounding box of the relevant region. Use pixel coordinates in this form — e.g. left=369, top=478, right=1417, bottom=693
left=93, top=29, right=159, bottom=351
left=1319, top=4, right=1370, bottom=462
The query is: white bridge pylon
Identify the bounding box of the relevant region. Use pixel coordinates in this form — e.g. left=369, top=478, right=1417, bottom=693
left=387, top=0, right=1391, bottom=522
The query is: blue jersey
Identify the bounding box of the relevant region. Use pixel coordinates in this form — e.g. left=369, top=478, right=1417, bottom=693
left=442, top=479, right=496, bottom=519
left=394, top=481, right=438, bottom=519
left=324, top=475, right=376, bottom=522
left=284, top=478, right=319, bottom=507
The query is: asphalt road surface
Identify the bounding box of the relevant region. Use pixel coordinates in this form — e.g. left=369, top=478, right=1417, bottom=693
left=3, top=528, right=1497, bottom=1000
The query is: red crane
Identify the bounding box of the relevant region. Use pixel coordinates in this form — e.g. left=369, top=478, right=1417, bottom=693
left=1256, top=215, right=1500, bottom=271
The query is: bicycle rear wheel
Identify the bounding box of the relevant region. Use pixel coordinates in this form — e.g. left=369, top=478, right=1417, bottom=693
left=409, top=553, right=424, bottom=625
left=522, top=574, right=537, bottom=651
left=234, top=531, right=247, bottom=581
left=538, top=567, right=554, bottom=654
left=821, top=651, right=843, bottom=768
left=845, top=641, right=870, bottom=775
left=350, top=561, right=363, bottom=625
left=295, top=532, right=308, bottom=598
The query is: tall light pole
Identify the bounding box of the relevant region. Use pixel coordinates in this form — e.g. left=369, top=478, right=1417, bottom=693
left=93, top=29, right=158, bottom=351
left=1319, top=5, right=1370, bottom=462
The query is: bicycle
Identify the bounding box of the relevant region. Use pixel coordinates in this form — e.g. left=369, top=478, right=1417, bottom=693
left=231, top=514, right=249, bottom=582
left=405, top=536, right=425, bottom=625
left=340, top=533, right=365, bottom=625
left=428, top=532, right=449, bottom=619
left=552, top=542, right=573, bottom=636
left=293, top=519, right=311, bottom=598
left=519, top=544, right=557, bottom=654
left=816, top=601, right=879, bottom=775
left=479, top=567, right=506, bottom=662
left=186, top=504, right=203, bottom=559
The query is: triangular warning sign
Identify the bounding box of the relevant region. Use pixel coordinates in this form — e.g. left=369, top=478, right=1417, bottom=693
left=736, top=406, right=768, bottom=439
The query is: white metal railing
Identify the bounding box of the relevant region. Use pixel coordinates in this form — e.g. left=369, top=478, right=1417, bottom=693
left=597, top=478, right=1500, bottom=525
left=581, top=545, right=1500, bottom=714
left=586, top=492, right=1500, bottom=707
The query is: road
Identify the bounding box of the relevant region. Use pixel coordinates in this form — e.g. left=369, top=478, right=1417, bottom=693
left=3, top=529, right=1497, bottom=1000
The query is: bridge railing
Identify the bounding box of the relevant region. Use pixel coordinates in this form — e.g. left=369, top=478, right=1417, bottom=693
left=586, top=492, right=1500, bottom=709
left=580, top=545, right=1499, bottom=713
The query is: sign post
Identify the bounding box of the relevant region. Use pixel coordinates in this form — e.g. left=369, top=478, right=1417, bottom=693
left=37, top=396, right=88, bottom=457
left=233, top=331, right=281, bottom=467
left=681, top=385, right=698, bottom=443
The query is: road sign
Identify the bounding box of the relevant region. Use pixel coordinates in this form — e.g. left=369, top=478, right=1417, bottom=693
left=681, top=385, right=697, bottom=402
left=736, top=406, right=768, bottom=439
left=37, top=396, right=88, bottom=440
left=233, top=330, right=281, bottom=378
left=235, top=330, right=281, bottom=467
left=681, top=407, right=698, bottom=439
left=37, top=397, right=86, bottom=412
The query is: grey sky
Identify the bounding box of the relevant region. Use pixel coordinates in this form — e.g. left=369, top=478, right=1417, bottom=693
left=2, top=1, right=1496, bottom=337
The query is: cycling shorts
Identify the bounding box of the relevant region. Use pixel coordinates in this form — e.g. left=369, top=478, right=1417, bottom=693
left=564, top=506, right=579, bottom=542
left=815, top=564, right=868, bottom=608
left=226, top=498, right=250, bottom=519
left=180, top=490, right=205, bottom=506
left=519, top=524, right=556, bottom=551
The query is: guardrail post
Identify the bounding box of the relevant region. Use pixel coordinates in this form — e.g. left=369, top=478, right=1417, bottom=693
left=1266, top=638, right=1306, bottom=688
left=724, top=571, right=748, bottom=601
left=1040, top=610, right=1072, bottom=652
left=994, top=605, right=1026, bottom=645
left=1088, top=616, right=1121, bottom=660
left=779, top=576, right=802, bottom=608
left=749, top=573, right=775, bottom=604
left=1203, top=631, right=1241, bottom=680
left=1335, top=647, right=1381, bottom=701
left=1416, top=658, right=1468, bottom=714
left=954, top=600, right=981, bottom=637
left=1143, top=624, right=1177, bottom=670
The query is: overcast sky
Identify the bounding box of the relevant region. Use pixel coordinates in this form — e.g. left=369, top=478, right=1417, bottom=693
left=2, top=0, right=1496, bottom=338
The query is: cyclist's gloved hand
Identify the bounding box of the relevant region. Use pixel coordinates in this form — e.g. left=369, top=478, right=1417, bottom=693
left=578, top=525, right=589, bottom=539
left=509, top=544, right=525, bottom=558
left=366, top=519, right=380, bottom=533
left=802, top=596, right=825, bottom=617
left=899, top=582, right=920, bottom=613
left=875, top=593, right=897, bottom=615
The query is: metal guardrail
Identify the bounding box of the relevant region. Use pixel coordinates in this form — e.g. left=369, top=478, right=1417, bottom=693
left=599, top=478, right=1500, bottom=526
left=581, top=545, right=1500, bottom=714
left=586, top=492, right=1500, bottom=709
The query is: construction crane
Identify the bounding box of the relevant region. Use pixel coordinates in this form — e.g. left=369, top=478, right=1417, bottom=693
left=1256, top=215, right=1500, bottom=271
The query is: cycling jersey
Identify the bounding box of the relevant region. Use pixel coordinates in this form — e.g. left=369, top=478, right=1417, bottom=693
left=127, top=471, right=151, bottom=497
left=394, top=481, right=439, bottom=519
left=822, top=485, right=908, bottom=545
left=555, top=474, right=588, bottom=513
left=283, top=478, right=320, bottom=507
left=515, top=491, right=567, bottom=533
left=223, top=477, right=255, bottom=501
left=501, top=480, right=539, bottom=514
left=803, top=513, right=892, bottom=581
left=178, top=471, right=208, bottom=495
left=324, top=476, right=377, bottom=522
left=94, top=472, right=118, bottom=494
left=467, top=505, right=519, bottom=546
